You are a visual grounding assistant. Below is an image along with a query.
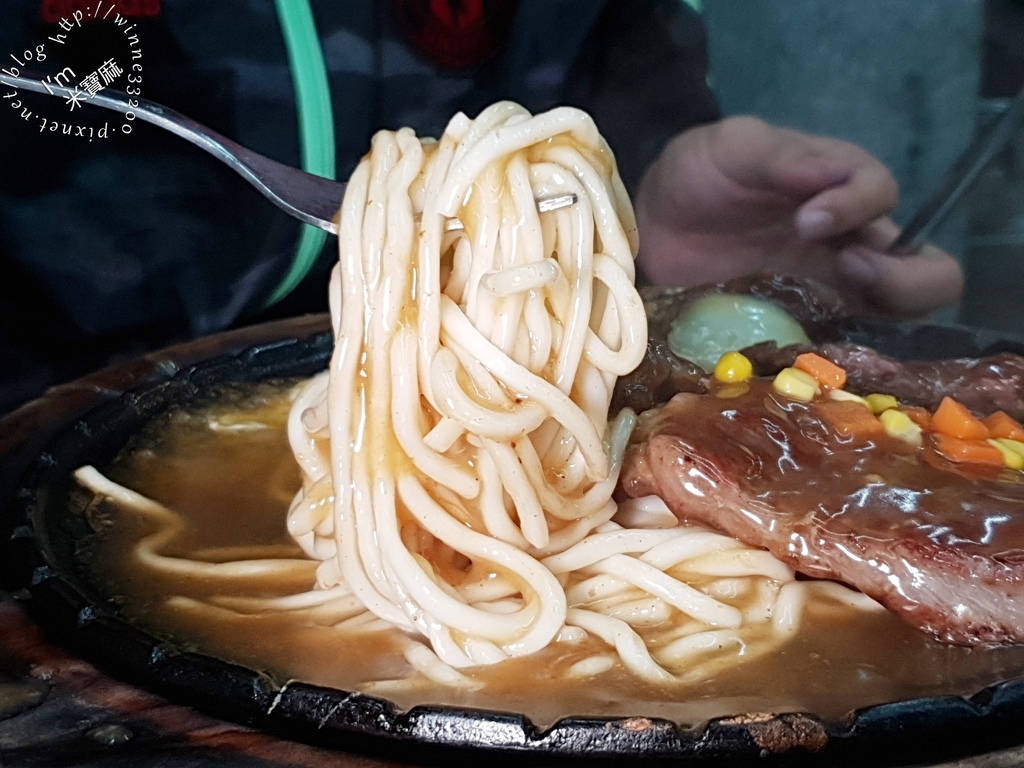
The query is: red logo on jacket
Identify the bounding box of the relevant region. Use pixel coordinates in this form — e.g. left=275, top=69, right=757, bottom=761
left=40, top=0, right=160, bottom=24
left=392, top=0, right=518, bottom=69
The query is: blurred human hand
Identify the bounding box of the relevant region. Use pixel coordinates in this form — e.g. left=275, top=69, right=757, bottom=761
left=634, top=116, right=963, bottom=317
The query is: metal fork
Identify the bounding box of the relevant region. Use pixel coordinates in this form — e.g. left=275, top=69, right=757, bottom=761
left=0, top=71, right=576, bottom=235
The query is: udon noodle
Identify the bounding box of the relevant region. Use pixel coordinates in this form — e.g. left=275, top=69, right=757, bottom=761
left=77, top=102, right=880, bottom=692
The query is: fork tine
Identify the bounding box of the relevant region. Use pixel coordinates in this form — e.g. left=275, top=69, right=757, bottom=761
left=442, top=193, right=579, bottom=232
left=536, top=194, right=579, bottom=213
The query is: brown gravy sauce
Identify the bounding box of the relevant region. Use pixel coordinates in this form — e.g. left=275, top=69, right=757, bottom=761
left=82, top=382, right=1024, bottom=728
left=637, top=379, right=1024, bottom=556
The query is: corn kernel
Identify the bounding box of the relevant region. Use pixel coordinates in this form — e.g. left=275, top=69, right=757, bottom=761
left=829, top=389, right=872, bottom=408
left=865, top=393, right=899, bottom=415
left=990, top=438, right=1024, bottom=469
left=996, top=438, right=1024, bottom=457
left=715, top=383, right=750, bottom=399
left=714, top=351, right=754, bottom=384
left=772, top=367, right=820, bottom=402
left=879, top=408, right=923, bottom=447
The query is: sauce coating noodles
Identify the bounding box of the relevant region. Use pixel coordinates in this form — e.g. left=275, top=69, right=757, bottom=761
left=286, top=102, right=649, bottom=667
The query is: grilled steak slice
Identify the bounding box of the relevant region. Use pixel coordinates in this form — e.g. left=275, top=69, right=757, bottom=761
left=610, top=337, right=707, bottom=414
left=742, top=342, right=1024, bottom=422
left=619, top=380, right=1024, bottom=646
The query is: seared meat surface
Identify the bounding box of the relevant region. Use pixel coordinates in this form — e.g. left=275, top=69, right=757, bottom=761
left=614, top=273, right=847, bottom=413
left=619, top=380, right=1024, bottom=646
left=610, top=337, right=706, bottom=414
left=617, top=274, right=1024, bottom=420
left=641, top=273, right=848, bottom=341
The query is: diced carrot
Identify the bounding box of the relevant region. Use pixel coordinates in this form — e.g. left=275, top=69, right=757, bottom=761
left=930, top=397, right=990, bottom=441
left=793, top=352, right=847, bottom=390
left=900, top=406, right=931, bottom=431
left=931, top=433, right=1004, bottom=467
left=983, top=410, right=1024, bottom=442
left=815, top=399, right=884, bottom=439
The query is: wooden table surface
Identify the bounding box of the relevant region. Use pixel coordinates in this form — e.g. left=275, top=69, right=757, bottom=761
left=4, top=591, right=1024, bottom=768
left=0, top=596, right=422, bottom=767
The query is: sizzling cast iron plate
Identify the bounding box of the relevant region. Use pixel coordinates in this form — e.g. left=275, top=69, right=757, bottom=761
left=4, top=313, right=1024, bottom=767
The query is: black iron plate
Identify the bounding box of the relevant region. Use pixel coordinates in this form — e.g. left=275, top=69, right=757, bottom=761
left=5, top=314, right=1024, bottom=767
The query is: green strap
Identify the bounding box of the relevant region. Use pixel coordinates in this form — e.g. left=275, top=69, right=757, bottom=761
left=266, top=0, right=336, bottom=308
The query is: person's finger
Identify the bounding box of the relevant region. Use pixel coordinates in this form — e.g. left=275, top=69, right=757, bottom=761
left=837, top=223, right=964, bottom=317
left=711, top=118, right=854, bottom=196
left=795, top=161, right=899, bottom=240
left=714, top=123, right=899, bottom=238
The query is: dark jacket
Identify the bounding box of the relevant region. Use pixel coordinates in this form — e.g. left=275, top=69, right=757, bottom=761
left=0, top=0, right=717, bottom=413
